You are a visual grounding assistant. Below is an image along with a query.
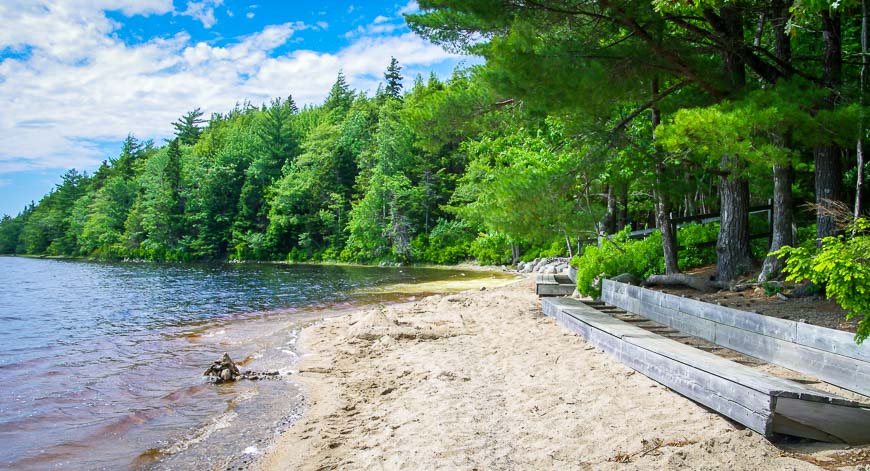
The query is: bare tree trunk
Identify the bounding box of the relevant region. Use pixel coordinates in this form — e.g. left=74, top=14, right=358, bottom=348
left=564, top=233, right=574, bottom=258
left=760, top=165, right=794, bottom=280
left=716, top=5, right=751, bottom=282
left=617, top=182, right=629, bottom=230
left=717, top=169, right=753, bottom=281
left=760, top=0, right=795, bottom=281
left=857, top=0, right=868, bottom=219
left=817, top=9, right=843, bottom=241
left=603, top=184, right=617, bottom=234
left=651, top=78, right=679, bottom=274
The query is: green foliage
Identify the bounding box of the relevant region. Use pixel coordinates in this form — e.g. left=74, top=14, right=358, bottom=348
left=763, top=282, right=783, bottom=296
left=411, top=218, right=476, bottom=264
left=469, top=232, right=513, bottom=265
left=774, top=219, right=870, bottom=343
left=572, top=229, right=665, bottom=298
left=676, top=222, right=719, bottom=269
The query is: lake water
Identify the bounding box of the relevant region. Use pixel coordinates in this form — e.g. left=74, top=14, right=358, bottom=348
left=0, top=257, right=510, bottom=469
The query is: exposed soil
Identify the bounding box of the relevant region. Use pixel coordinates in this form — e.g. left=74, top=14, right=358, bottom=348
left=649, top=266, right=861, bottom=335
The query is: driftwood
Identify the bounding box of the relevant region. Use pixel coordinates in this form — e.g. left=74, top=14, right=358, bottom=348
left=204, top=352, right=282, bottom=383
left=643, top=274, right=760, bottom=292
left=644, top=274, right=714, bottom=292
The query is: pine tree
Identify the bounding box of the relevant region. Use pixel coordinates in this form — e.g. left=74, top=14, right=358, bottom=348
left=324, top=71, right=354, bottom=116
left=384, top=57, right=403, bottom=99
left=173, top=108, right=206, bottom=145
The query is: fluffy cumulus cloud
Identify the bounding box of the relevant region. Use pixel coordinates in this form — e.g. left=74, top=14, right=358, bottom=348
left=179, top=0, right=224, bottom=29
left=0, top=0, right=459, bottom=174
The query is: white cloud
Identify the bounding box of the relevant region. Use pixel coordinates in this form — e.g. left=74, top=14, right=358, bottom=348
left=180, top=0, right=224, bottom=29
left=398, top=1, right=419, bottom=15
left=246, top=11, right=255, bottom=19
left=316, top=21, right=329, bottom=30
left=0, top=2, right=460, bottom=174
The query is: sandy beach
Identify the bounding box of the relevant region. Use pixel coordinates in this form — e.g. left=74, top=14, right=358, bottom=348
left=257, top=276, right=869, bottom=470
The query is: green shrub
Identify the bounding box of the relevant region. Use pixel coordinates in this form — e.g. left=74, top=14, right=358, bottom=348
left=412, top=218, right=476, bottom=264
left=572, top=228, right=664, bottom=298
left=469, top=232, right=513, bottom=265
left=774, top=218, right=870, bottom=344
left=677, top=222, right=718, bottom=270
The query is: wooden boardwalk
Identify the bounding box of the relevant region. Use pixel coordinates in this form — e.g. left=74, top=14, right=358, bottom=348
left=542, top=297, right=870, bottom=444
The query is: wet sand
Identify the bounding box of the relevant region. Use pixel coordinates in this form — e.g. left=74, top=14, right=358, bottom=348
left=257, top=276, right=870, bottom=470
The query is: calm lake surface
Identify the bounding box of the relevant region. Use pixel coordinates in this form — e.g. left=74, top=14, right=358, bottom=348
left=0, top=257, right=510, bottom=469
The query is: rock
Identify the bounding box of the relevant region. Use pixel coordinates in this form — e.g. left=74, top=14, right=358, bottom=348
left=611, top=273, right=641, bottom=286
left=204, top=352, right=241, bottom=383
left=791, top=281, right=821, bottom=298
left=479, top=286, right=486, bottom=291
left=521, top=264, right=533, bottom=273
left=775, top=292, right=789, bottom=301
left=517, top=262, right=525, bottom=271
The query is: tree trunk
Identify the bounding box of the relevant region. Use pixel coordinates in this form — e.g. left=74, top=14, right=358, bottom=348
left=760, top=164, right=794, bottom=280
left=717, top=172, right=753, bottom=281
left=603, top=184, right=617, bottom=234
left=817, top=9, right=843, bottom=241
left=857, top=0, right=868, bottom=220
left=716, top=5, right=751, bottom=282
left=617, top=182, right=629, bottom=231
left=651, top=78, right=679, bottom=274
left=760, top=0, right=795, bottom=282
left=564, top=233, right=574, bottom=258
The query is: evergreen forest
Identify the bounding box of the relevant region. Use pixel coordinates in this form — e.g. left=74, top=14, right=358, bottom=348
left=3, top=1, right=870, bottom=338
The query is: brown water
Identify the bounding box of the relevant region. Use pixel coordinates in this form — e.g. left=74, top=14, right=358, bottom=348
left=0, top=258, right=516, bottom=469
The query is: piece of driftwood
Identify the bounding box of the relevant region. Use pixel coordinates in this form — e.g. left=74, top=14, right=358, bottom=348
left=644, top=274, right=713, bottom=292
left=602, top=279, right=870, bottom=397
left=541, top=297, right=870, bottom=444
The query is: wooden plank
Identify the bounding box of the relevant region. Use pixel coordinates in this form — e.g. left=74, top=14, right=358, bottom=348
left=713, top=322, right=870, bottom=397
left=603, top=280, right=870, bottom=397
left=795, top=322, right=869, bottom=363
left=542, top=299, right=775, bottom=434
left=773, top=397, right=870, bottom=445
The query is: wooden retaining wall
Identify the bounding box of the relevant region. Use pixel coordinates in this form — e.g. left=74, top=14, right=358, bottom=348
left=542, top=297, right=870, bottom=444
left=601, top=280, right=870, bottom=397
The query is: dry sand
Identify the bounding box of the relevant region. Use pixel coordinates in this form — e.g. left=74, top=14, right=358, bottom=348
left=257, top=277, right=869, bottom=470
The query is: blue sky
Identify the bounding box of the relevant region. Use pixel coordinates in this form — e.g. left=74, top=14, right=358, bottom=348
left=0, top=0, right=470, bottom=217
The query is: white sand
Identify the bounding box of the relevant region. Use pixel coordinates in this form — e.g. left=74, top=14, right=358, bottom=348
left=258, top=277, right=868, bottom=470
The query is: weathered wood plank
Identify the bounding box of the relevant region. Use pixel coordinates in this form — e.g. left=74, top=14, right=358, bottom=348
left=542, top=297, right=870, bottom=443
left=773, top=397, right=870, bottom=445
left=713, top=322, right=870, bottom=397
left=602, top=279, right=870, bottom=397
left=543, top=298, right=774, bottom=434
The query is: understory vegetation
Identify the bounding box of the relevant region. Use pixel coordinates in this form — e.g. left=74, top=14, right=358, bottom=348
left=3, top=0, right=870, bottom=338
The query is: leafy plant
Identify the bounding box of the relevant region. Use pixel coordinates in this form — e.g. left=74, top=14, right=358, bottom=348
left=774, top=218, right=870, bottom=344
left=572, top=228, right=664, bottom=298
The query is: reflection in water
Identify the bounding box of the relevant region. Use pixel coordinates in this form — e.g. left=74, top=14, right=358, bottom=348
left=0, top=257, right=515, bottom=469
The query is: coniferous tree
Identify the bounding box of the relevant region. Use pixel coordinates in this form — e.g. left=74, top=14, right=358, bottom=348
left=384, top=57, right=403, bottom=100
left=173, top=108, right=206, bottom=145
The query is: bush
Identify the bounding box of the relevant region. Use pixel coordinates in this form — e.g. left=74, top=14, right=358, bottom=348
left=572, top=228, right=664, bottom=298
left=411, top=218, right=476, bottom=264
left=469, top=232, right=513, bottom=265
left=774, top=218, right=870, bottom=344
left=677, top=222, right=718, bottom=270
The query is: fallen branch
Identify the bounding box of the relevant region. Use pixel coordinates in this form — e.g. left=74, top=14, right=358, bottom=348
left=644, top=274, right=714, bottom=292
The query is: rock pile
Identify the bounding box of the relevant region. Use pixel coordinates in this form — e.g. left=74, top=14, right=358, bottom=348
left=516, top=257, right=571, bottom=275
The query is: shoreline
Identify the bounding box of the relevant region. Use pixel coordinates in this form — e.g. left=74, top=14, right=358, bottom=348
left=3, top=253, right=510, bottom=274
left=255, top=277, right=867, bottom=470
